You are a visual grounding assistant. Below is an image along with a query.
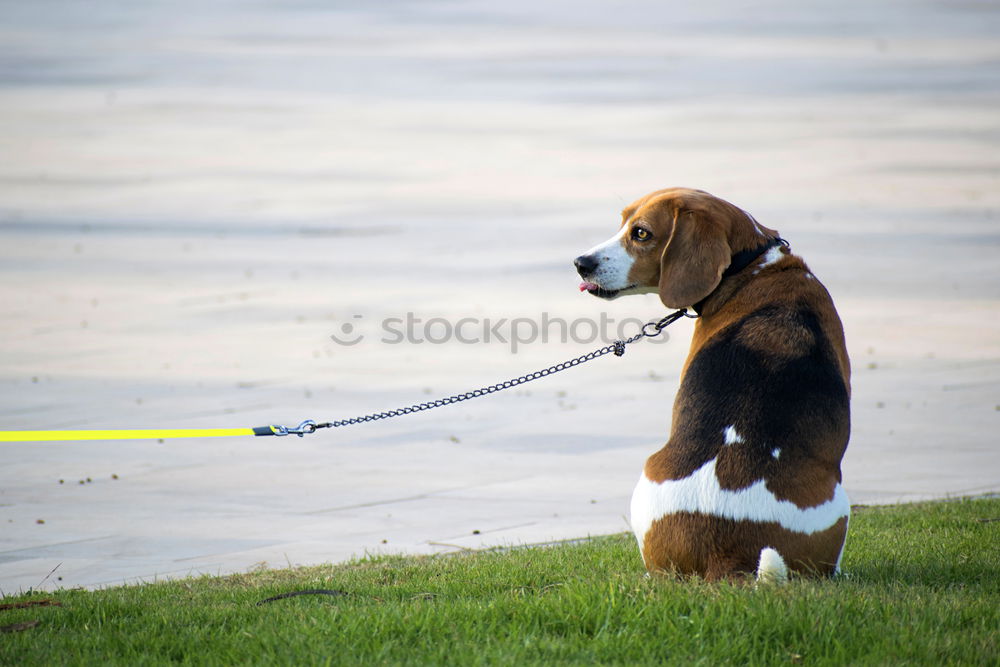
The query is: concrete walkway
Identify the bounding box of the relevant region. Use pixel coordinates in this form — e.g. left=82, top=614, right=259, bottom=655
left=1, top=1, right=998, bottom=593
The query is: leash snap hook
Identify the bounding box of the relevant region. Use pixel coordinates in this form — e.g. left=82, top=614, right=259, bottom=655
left=645, top=309, right=692, bottom=337
left=272, top=419, right=318, bottom=437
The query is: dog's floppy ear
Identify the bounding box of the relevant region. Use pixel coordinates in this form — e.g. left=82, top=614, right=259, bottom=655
left=658, top=209, right=732, bottom=308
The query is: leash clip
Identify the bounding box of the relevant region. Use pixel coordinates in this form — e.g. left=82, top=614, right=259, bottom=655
left=272, top=420, right=318, bottom=437
left=642, top=309, right=693, bottom=338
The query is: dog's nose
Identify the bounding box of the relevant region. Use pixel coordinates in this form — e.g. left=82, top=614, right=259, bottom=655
left=574, top=254, right=599, bottom=276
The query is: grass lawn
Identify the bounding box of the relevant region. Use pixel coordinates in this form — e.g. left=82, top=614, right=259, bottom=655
left=1, top=497, right=997, bottom=665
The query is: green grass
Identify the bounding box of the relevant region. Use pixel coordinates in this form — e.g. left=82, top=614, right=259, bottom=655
left=2, top=497, right=998, bottom=666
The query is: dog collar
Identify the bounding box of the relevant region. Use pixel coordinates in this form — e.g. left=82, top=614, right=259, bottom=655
left=691, top=237, right=789, bottom=316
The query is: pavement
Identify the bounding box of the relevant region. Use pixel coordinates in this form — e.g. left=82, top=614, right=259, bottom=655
left=1, top=0, right=998, bottom=593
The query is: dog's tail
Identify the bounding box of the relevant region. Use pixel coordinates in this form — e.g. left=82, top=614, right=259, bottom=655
left=756, top=547, right=788, bottom=584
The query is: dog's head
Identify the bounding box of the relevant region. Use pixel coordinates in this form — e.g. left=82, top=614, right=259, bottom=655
left=574, top=188, right=778, bottom=308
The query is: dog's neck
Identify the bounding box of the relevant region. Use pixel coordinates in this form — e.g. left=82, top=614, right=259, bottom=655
left=691, top=237, right=787, bottom=316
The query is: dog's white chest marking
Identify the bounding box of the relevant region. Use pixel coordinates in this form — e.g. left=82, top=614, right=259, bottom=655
left=629, top=449, right=850, bottom=556
left=752, top=245, right=786, bottom=275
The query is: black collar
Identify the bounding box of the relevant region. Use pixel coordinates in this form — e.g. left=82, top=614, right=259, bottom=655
left=691, top=237, right=788, bottom=315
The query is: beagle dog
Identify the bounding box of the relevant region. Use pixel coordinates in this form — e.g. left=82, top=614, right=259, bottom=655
left=575, top=188, right=851, bottom=581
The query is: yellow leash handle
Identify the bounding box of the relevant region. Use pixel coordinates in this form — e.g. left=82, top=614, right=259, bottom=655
left=0, top=428, right=254, bottom=442
left=0, top=421, right=317, bottom=442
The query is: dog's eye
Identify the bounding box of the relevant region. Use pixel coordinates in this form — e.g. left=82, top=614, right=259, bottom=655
left=631, top=227, right=651, bottom=242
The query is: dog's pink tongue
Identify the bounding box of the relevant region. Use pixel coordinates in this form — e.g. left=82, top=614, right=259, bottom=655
left=579, top=281, right=599, bottom=292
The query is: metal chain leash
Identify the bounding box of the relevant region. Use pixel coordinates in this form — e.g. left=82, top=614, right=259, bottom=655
left=270, top=309, right=695, bottom=437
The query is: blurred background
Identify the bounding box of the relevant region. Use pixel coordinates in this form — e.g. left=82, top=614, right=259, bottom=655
left=1, top=0, right=998, bottom=591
